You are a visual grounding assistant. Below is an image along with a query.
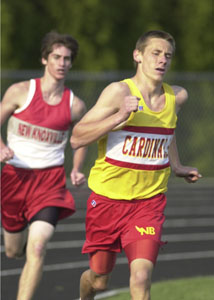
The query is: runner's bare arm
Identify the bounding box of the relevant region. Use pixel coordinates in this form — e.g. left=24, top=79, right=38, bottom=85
left=172, top=85, right=188, bottom=113
left=70, top=82, right=139, bottom=149
left=0, top=81, right=30, bottom=162
left=70, top=95, right=87, bottom=186
left=70, top=147, right=87, bottom=186
left=169, top=135, right=202, bottom=183
left=169, top=86, right=201, bottom=183
left=71, top=95, right=87, bottom=122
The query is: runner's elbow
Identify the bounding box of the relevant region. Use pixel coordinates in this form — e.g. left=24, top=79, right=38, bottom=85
left=70, top=136, right=81, bottom=149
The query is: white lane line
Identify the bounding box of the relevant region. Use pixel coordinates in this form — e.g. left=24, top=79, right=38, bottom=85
left=1, top=250, right=214, bottom=277
left=41, top=232, right=214, bottom=247
left=48, top=240, right=83, bottom=249
left=164, top=218, right=214, bottom=227
left=56, top=223, right=85, bottom=231
left=70, top=207, right=214, bottom=217
left=55, top=218, right=214, bottom=232
left=163, top=232, right=214, bottom=242
left=1, top=217, right=214, bottom=236
left=1, top=260, right=89, bottom=277
left=157, top=251, right=214, bottom=261
left=165, top=207, right=214, bottom=216
left=75, top=287, right=130, bottom=300
left=1, top=232, right=214, bottom=253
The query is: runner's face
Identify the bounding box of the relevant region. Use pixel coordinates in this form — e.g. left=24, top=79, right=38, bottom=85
left=138, top=38, right=173, bottom=82
left=43, top=44, right=72, bottom=80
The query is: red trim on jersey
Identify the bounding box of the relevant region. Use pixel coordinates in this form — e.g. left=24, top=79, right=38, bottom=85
left=13, top=78, right=72, bottom=131
left=122, top=126, right=175, bottom=135
left=105, top=157, right=170, bottom=170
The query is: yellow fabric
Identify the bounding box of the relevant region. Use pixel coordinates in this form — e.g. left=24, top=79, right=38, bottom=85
left=88, top=79, right=177, bottom=200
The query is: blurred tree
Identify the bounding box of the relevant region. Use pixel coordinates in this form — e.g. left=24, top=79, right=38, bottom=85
left=174, top=0, right=214, bottom=71
left=1, top=1, right=14, bottom=67
left=1, top=0, right=214, bottom=71
left=1, top=0, right=56, bottom=69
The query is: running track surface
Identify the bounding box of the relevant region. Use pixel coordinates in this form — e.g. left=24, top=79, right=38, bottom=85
left=1, top=178, right=214, bottom=300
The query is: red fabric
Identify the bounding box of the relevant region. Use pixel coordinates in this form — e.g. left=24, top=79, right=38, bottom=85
left=122, top=126, right=175, bottom=134
left=13, top=78, right=71, bottom=130
left=89, top=251, right=117, bottom=274
left=88, top=240, right=159, bottom=275
left=1, top=164, right=75, bottom=232
left=105, top=156, right=170, bottom=170
left=124, top=239, right=160, bottom=265
left=82, top=192, right=166, bottom=254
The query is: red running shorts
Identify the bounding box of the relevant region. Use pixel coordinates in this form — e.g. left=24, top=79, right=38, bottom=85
left=1, top=164, right=75, bottom=232
left=82, top=192, right=167, bottom=270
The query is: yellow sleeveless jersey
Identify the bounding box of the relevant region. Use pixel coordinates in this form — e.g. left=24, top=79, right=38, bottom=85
left=88, top=78, right=177, bottom=200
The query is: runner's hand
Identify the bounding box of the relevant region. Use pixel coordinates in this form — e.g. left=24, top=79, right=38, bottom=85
left=70, top=170, right=86, bottom=186
left=118, top=95, right=140, bottom=121
left=0, top=146, right=14, bottom=162
left=174, top=166, right=202, bottom=183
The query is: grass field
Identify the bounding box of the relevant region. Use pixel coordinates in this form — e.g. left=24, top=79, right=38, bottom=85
left=98, top=276, right=214, bottom=300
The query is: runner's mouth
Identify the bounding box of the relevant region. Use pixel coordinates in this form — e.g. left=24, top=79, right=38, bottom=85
left=156, top=68, right=165, bottom=73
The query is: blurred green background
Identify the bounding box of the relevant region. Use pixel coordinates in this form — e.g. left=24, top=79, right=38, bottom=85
left=1, top=0, right=214, bottom=178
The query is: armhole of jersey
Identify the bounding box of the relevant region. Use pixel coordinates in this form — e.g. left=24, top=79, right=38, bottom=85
left=163, top=83, right=176, bottom=108
left=70, top=90, right=74, bottom=109
left=163, top=83, right=178, bottom=125
left=14, top=79, right=36, bottom=113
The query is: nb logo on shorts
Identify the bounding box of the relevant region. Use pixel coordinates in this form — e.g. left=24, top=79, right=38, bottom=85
left=135, top=226, right=155, bottom=236
left=91, top=200, right=96, bottom=207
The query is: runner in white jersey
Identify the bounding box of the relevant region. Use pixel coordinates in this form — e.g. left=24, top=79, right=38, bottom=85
left=0, top=31, right=87, bottom=300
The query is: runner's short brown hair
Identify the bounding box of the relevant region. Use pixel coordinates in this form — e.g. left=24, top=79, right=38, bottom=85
left=41, top=31, right=79, bottom=62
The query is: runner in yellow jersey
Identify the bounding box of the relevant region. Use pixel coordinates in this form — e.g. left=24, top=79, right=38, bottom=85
left=71, top=30, right=202, bottom=300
